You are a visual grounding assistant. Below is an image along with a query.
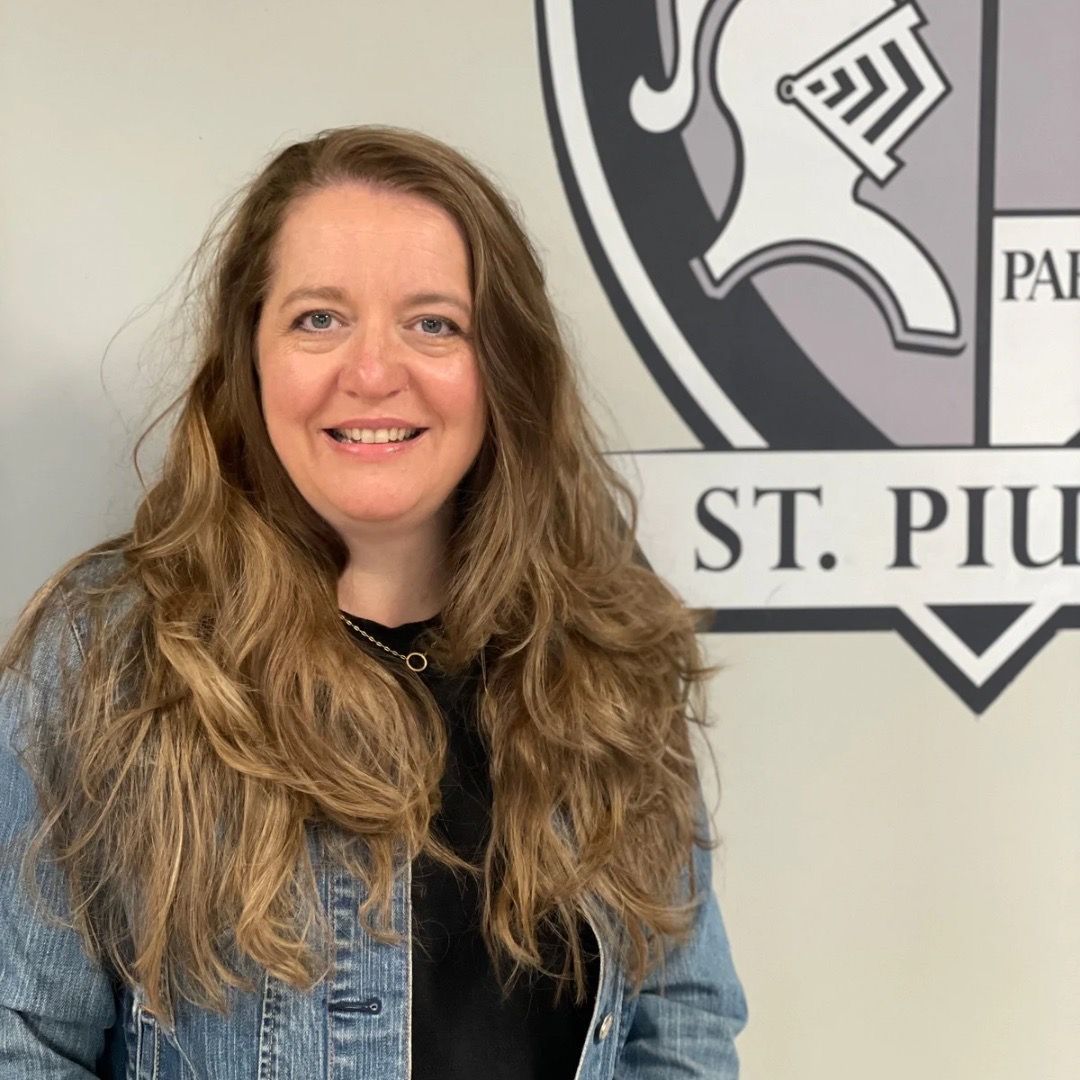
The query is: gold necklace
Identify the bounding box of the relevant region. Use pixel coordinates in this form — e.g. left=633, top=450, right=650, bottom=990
left=338, top=612, right=430, bottom=672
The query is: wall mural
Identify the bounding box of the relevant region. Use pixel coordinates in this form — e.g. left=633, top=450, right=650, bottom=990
left=538, top=0, right=1080, bottom=711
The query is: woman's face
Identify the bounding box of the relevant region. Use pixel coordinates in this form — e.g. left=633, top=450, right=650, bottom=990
left=255, top=183, right=487, bottom=549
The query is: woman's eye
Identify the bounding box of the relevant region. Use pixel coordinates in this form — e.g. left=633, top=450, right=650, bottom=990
left=417, top=316, right=458, bottom=337
left=293, top=310, right=338, bottom=332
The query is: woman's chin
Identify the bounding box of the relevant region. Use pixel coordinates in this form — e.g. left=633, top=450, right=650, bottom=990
left=328, top=503, right=428, bottom=534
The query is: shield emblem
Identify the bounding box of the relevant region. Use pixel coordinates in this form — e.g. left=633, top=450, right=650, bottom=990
left=538, top=0, right=1080, bottom=711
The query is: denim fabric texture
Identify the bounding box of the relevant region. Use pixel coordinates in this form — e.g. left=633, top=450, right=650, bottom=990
left=0, top=556, right=747, bottom=1078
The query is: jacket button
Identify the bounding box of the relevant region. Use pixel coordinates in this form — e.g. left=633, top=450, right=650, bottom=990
left=596, top=1012, right=614, bottom=1041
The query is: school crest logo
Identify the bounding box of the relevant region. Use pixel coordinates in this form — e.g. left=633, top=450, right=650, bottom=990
left=538, top=0, right=1080, bottom=711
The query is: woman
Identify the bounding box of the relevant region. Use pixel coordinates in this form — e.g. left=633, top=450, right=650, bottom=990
left=0, top=126, right=746, bottom=1078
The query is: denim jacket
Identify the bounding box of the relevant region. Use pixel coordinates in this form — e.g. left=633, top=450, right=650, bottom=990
left=0, top=564, right=747, bottom=1079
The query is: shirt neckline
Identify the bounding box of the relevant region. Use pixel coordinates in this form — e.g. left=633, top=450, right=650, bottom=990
left=339, top=610, right=442, bottom=652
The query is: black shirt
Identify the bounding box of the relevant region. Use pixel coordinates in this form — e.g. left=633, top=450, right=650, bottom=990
left=340, top=612, right=600, bottom=1080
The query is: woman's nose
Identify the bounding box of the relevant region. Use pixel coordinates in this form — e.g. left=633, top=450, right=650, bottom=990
left=336, top=323, right=409, bottom=396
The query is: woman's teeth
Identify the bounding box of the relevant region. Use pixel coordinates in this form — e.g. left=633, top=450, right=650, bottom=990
left=330, top=427, right=420, bottom=444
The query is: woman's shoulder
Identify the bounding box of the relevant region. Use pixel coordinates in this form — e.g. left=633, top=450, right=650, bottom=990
left=61, top=547, right=130, bottom=593
left=57, top=547, right=141, bottom=632
left=1, top=549, right=146, bottom=779
left=1, top=547, right=141, bottom=710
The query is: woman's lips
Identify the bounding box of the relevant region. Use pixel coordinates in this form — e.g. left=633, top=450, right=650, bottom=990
left=321, top=428, right=428, bottom=459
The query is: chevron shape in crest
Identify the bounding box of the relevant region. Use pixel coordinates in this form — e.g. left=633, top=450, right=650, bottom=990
left=778, top=1, right=951, bottom=183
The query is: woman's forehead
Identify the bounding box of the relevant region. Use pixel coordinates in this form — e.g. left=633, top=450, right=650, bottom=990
left=281, top=184, right=465, bottom=256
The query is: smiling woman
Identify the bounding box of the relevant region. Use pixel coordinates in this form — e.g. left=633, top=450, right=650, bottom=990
left=0, top=126, right=746, bottom=1080
left=255, top=184, right=487, bottom=589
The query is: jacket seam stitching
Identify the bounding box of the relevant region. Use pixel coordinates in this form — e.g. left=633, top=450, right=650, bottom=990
left=405, top=856, right=413, bottom=1080
left=328, top=870, right=337, bottom=1080
left=258, top=969, right=277, bottom=1080
left=56, top=584, right=87, bottom=665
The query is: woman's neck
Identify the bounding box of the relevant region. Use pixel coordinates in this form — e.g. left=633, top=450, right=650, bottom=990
left=336, top=518, right=449, bottom=627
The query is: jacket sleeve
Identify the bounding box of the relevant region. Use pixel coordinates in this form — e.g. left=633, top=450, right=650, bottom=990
left=615, top=831, right=748, bottom=1078
left=0, top=597, right=117, bottom=1077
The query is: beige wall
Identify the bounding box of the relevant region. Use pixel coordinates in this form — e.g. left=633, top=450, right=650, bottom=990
left=2, top=2, right=1077, bottom=1076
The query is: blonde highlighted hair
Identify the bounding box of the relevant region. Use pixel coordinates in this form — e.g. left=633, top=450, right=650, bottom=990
left=2, top=126, right=717, bottom=1026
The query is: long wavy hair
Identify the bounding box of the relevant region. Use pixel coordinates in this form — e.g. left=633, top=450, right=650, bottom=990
left=1, top=126, right=717, bottom=1026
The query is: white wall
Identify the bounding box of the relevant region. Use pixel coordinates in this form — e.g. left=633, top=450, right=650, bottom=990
left=2, top=3, right=1077, bottom=1077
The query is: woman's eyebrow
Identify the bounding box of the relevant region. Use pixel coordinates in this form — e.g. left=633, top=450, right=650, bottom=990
left=277, top=286, right=471, bottom=317
left=402, top=291, right=472, bottom=317
left=279, top=285, right=351, bottom=308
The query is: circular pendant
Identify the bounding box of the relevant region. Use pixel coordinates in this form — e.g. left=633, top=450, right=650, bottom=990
left=405, top=651, right=429, bottom=673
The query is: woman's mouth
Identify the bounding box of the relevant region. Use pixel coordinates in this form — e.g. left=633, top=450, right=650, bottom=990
left=325, top=426, right=425, bottom=445
left=322, top=427, right=428, bottom=458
